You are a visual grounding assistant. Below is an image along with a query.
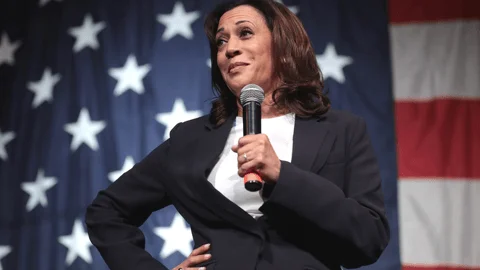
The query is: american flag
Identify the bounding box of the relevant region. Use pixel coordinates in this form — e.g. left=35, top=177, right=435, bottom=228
left=391, top=0, right=480, bottom=270
left=0, top=0, right=477, bottom=269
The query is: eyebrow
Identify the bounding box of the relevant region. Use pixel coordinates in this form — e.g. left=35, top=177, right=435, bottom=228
left=216, top=20, right=251, bottom=34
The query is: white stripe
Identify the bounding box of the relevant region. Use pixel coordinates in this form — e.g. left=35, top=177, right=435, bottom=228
left=390, top=20, right=480, bottom=101
left=399, top=178, right=480, bottom=267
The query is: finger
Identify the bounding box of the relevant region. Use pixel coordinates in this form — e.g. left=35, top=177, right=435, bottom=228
left=241, top=150, right=265, bottom=166
left=237, top=142, right=263, bottom=161
left=236, top=146, right=258, bottom=164
left=190, top=243, right=210, bottom=256
left=237, top=134, right=259, bottom=147
left=185, top=254, right=212, bottom=266
left=238, top=160, right=262, bottom=177
left=232, top=138, right=256, bottom=153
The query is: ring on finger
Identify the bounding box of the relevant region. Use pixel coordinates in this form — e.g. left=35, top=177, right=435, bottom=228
left=243, top=153, right=248, bottom=162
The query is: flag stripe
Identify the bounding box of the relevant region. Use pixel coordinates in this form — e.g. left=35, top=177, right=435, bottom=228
left=389, top=0, right=480, bottom=23
left=395, top=99, right=480, bottom=178
left=390, top=20, right=480, bottom=101
left=399, top=180, right=480, bottom=267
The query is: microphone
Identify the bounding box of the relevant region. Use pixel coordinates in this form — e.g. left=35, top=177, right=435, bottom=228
left=239, top=84, right=265, bottom=192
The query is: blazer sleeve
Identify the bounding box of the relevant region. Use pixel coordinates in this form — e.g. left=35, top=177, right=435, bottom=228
left=263, top=116, right=390, bottom=268
left=85, top=125, right=181, bottom=270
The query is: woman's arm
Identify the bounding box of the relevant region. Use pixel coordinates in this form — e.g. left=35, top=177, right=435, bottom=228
left=85, top=126, right=180, bottom=270
left=262, top=116, right=390, bottom=268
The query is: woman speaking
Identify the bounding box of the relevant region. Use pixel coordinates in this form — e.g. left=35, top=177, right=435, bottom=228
left=85, top=0, right=390, bottom=269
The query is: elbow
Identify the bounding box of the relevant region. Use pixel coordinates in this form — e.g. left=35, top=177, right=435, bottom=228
left=341, top=217, right=390, bottom=268
left=84, top=202, right=98, bottom=231
left=342, top=237, right=390, bottom=268
left=85, top=193, right=102, bottom=226
left=84, top=200, right=103, bottom=243
left=359, top=230, right=390, bottom=266
left=84, top=193, right=115, bottom=242
left=84, top=204, right=101, bottom=253
left=83, top=197, right=123, bottom=251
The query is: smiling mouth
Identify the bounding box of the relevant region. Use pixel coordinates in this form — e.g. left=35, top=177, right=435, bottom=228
left=228, top=63, right=249, bottom=73
left=229, top=65, right=246, bottom=73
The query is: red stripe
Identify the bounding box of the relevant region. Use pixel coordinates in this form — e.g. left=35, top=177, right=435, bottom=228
left=389, top=0, right=480, bottom=24
left=395, top=99, right=480, bottom=179
left=403, top=265, right=480, bottom=270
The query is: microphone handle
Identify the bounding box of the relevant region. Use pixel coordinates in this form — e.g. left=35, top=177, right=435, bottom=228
left=243, top=102, right=264, bottom=192
left=243, top=102, right=261, bottom=135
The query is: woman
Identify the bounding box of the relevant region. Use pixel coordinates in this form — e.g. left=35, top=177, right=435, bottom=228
left=85, top=0, right=390, bottom=269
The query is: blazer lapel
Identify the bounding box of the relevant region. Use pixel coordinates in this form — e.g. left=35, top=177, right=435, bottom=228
left=189, top=114, right=265, bottom=240
left=291, top=115, right=335, bottom=172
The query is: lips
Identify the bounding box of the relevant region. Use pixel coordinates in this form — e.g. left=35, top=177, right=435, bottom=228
left=228, top=62, right=249, bottom=73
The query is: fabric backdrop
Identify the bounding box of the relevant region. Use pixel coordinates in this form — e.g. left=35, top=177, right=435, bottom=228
left=0, top=0, right=476, bottom=269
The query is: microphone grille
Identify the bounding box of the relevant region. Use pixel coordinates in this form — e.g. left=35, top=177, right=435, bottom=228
left=240, top=84, right=265, bottom=106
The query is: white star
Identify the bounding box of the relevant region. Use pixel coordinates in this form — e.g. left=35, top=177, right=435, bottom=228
left=156, top=2, right=201, bottom=41
left=58, top=219, right=93, bottom=266
left=64, top=108, right=106, bottom=152
left=0, top=32, right=21, bottom=66
left=275, top=0, right=299, bottom=14
left=156, top=98, right=202, bottom=141
left=108, top=54, right=151, bottom=96
left=154, top=213, right=193, bottom=258
left=21, top=169, right=57, bottom=212
left=39, top=0, right=62, bottom=7
left=27, top=67, right=61, bottom=108
left=68, top=14, right=106, bottom=53
left=0, top=129, right=15, bottom=161
left=316, top=43, right=353, bottom=84
left=0, top=246, right=12, bottom=270
left=108, top=156, right=135, bottom=182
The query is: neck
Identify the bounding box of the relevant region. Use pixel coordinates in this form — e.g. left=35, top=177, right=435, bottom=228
left=236, top=92, right=287, bottom=119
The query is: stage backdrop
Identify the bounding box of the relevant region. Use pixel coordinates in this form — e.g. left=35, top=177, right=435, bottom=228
left=0, top=0, right=477, bottom=269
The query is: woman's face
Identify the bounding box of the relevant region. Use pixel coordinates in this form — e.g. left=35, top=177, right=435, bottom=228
left=216, top=5, right=276, bottom=97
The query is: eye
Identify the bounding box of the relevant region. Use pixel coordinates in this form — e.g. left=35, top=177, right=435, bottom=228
left=216, top=38, right=226, bottom=47
left=239, top=28, right=253, bottom=37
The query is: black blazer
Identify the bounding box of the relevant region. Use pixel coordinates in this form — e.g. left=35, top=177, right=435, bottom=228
left=85, top=109, right=390, bottom=270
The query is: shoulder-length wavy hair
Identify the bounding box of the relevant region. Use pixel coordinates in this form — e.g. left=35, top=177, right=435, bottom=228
left=204, top=0, right=330, bottom=126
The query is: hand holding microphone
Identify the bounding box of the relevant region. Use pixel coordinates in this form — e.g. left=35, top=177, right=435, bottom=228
left=231, top=84, right=281, bottom=192
left=231, top=133, right=281, bottom=186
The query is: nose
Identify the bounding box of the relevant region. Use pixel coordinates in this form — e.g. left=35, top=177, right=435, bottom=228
left=225, top=38, right=241, bottom=59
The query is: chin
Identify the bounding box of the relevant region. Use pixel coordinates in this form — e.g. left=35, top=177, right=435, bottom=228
left=225, top=80, right=249, bottom=96
left=227, top=82, right=244, bottom=97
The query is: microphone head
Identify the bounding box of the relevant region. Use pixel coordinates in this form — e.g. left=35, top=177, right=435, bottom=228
left=239, top=84, right=265, bottom=106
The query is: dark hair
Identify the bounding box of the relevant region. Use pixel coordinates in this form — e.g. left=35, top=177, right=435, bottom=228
left=204, top=0, right=330, bottom=126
